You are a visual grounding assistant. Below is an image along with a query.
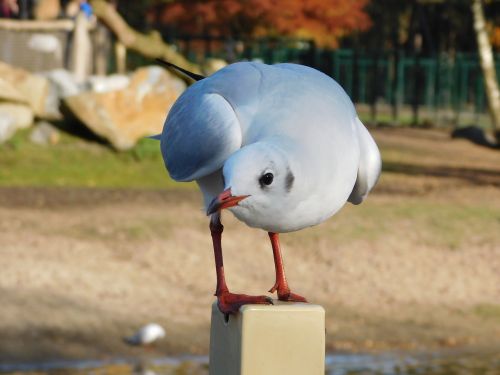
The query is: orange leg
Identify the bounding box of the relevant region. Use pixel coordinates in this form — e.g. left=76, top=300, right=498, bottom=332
left=210, top=214, right=272, bottom=314
left=268, top=232, right=307, bottom=302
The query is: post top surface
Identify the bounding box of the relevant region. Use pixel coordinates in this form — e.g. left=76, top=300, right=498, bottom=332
left=241, top=302, right=325, bottom=314
left=211, top=301, right=325, bottom=314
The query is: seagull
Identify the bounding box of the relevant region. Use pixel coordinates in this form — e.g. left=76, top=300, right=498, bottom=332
left=155, top=60, right=381, bottom=315
left=123, top=323, right=166, bottom=346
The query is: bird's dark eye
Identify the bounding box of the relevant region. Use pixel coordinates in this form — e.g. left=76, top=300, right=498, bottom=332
left=259, top=173, right=274, bottom=187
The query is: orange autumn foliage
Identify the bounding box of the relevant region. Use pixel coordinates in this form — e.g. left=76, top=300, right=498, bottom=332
left=159, top=0, right=371, bottom=47
left=491, top=26, right=500, bottom=50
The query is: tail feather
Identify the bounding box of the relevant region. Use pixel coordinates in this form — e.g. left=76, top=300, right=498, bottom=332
left=348, top=117, right=382, bottom=205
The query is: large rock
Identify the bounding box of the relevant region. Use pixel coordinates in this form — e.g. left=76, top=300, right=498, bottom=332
left=64, top=66, right=186, bottom=150
left=88, top=74, right=130, bottom=93
left=0, top=61, right=58, bottom=119
left=0, top=103, right=34, bottom=143
left=42, top=69, right=83, bottom=119
left=44, top=69, right=82, bottom=98
left=29, top=121, right=60, bottom=146
left=0, top=79, right=27, bottom=104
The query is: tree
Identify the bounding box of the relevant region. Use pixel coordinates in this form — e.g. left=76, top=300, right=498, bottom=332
left=471, top=0, right=500, bottom=136
left=157, top=0, right=371, bottom=47
left=89, top=0, right=200, bottom=73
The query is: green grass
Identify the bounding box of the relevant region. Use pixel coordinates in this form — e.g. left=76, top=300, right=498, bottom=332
left=0, top=129, right=194, bottom=189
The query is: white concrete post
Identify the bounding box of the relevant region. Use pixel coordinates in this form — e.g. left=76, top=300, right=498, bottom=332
left=209, top=301, right=325, bottom=375
left=70, top=12, right=92, bottom=83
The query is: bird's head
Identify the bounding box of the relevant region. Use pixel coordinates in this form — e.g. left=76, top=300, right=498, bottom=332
left=207, top=142, right=298, bottom=231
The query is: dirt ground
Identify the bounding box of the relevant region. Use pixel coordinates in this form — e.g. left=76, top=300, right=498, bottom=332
left=1, top=128, right=499, bottom=363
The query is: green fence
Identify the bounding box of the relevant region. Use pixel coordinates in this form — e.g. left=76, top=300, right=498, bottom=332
left=238, top=45, right=499, bottom=122
left=130, top=36, right=500, bottom=125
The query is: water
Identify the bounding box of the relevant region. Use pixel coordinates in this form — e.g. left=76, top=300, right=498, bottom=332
left=0, top=352, right=499, bottom=375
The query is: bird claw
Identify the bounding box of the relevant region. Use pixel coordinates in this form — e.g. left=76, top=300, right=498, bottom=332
left=269, top=284, right=308, bottom=303
left=268, top=282, right=279, bottom=293
left=217, top=291, right=273, bottom=314
left=277, top=291, right=308, bottom=303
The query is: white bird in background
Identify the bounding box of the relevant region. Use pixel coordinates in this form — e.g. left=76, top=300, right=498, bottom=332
left=124, top=323, right=166, bottom=346
left=155, top=60, right=381, bottom=315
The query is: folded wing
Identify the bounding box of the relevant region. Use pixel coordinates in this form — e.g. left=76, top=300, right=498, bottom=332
left=160, top=86, right=242, bottom=182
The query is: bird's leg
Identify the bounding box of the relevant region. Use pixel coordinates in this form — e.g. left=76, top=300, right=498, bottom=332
left=210, top=214, right=228, bottom=296
left=268, top=232, right=308, bottom=302
left=210, top=214, right=273, bottom=314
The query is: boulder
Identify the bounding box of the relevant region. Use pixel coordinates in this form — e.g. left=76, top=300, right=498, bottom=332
left=44, top=69, right=82, bottom=98
left=88, top=74, right=130, bottom=93
left=29, top=121, right=60, bottom=146
left=0, top=79, right=27, bottom=104
left=42, top=69, right=83, bottom=119
left=0, top=103, right=34, bottom=143
left=64, top=66, right=186, bottom=150
left=0, top=61, right=57, bottom=119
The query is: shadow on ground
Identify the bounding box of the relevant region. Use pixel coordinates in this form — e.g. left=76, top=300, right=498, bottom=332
left=383, top=161, right=500, bottom=187
left=451, top=125, right=499, bottom=149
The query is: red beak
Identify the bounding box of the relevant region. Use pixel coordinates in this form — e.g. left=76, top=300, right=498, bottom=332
left=206, top=188, right=249, bottom=215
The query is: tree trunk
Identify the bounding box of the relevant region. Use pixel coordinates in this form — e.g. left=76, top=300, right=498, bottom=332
left=471, top=0, right=500, bottom=135
left=89, top=0, right=200, bottom=74
left=114, top=41, right=127, bottom=74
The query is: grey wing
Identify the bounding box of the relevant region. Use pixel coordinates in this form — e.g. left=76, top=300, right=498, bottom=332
left=160, top=86, right=242, bottom=181
left=348, top=117, right=382, bottom=205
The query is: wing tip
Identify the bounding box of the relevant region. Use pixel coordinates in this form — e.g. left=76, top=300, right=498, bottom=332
left=147, top=134, right=161, bottom=141
left=155, top=58, right=206, bottom=81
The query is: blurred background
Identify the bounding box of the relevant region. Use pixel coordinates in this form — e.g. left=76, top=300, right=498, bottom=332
left=0, top=1, right=499, bottom=374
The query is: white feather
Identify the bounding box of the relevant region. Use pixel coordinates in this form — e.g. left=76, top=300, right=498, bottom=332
left=160, top=62, right=381, bottom=233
